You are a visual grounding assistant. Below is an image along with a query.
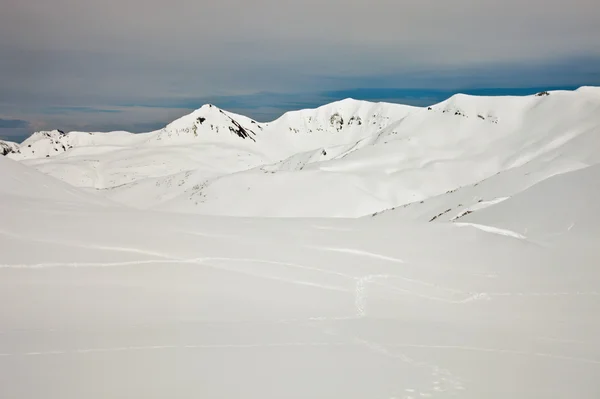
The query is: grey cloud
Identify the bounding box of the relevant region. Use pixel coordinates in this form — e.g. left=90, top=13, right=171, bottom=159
left=2, top=0, right=599, bottom=63
left=0, top=0, right=598, bottom=137
left=9, top=105, right=194, bottom=135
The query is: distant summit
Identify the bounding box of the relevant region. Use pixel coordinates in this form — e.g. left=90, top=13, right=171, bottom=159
left=0, top=139, right=19, bottom=156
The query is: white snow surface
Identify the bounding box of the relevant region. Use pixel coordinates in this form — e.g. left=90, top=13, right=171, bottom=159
left=2, top=87, right=600, bottom=398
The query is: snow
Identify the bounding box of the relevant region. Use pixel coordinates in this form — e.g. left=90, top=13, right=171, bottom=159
left=453, top=222, right=528, bottom=240
left=0, top=139, right=19, bottom=156
left=1, top=87, right=600, bottom=398
left=460, top=163, right=600, bottom=240
left=0, top=155, right=112, bottom=206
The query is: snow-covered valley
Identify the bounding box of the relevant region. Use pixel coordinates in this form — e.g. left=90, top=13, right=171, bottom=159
left=2, top=87, right=600, bottom=398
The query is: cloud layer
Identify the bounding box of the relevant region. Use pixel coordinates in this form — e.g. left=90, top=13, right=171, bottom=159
left=1, top=0, right=599, bottom=139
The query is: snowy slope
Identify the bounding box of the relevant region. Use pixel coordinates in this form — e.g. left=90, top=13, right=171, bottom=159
left=10, top=129, right=147, bottom=160
left=460, top=163, right=600, bottom=240
left=0, top=155, right=113, bottom=207
left=1, top=168, right=600, bottom=398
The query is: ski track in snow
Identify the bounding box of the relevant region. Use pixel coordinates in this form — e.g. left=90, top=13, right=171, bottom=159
left=2, top=262, right=598, bottom=398
left=174, top=228, right=246, bottom=239
left=0, top=342, right=360, bottom=358
left=3, top=249, right=596, bottom=311
left=0, top=228, right=178, bottom=260
left=317, top=324, right=467, bottom=396
left=354, top=274, right=487, bottom=316
left=1, top=251, right=488, bottom=312
left=310, top=225, right=357, bottom=232
left=310, top=246, right=405, bottom=263
left=3, top=335, right=598, bottom=398
left=4, top=342, right=595, bottom=365
left=1, top=237, right=502, bottom=334
left=4, top=248, right=595, bottom=314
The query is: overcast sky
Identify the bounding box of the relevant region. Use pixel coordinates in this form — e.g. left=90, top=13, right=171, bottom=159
left=1, top=0, right=599, bottom=141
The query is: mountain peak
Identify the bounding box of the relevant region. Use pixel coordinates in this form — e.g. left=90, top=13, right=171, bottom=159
left=155, top=104, right=263, bottom=143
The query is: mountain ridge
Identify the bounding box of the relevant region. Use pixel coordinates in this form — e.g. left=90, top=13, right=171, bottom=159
left=4, top=87, right=600, bottom=218
left=7, top=87, right=600, bottom=159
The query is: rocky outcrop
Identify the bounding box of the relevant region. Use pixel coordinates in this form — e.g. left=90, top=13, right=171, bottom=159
left=0, top=140, right=20, bottom=156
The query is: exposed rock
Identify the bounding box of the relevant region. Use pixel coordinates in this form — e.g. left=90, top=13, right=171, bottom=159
left=0, top=140, right=20, bottom=156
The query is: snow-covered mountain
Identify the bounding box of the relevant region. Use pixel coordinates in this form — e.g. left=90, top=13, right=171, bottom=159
left=9, top=87, right=598, bottom=217
left=6, top=99, right=419, bottom=207
left=0, top=139, right=19, bottom=156
left=2, top=87, right=600, bottom=399
left=9, top=100, right=415, bottom=162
